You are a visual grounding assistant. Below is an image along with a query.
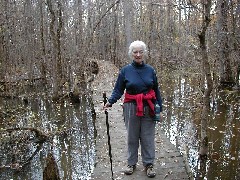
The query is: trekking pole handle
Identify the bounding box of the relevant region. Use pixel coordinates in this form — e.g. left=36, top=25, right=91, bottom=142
left=103, top=92, right=107, bottom=105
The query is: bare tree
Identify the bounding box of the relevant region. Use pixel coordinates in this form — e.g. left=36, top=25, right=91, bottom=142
left=38, top=0, right=47, bottom=83
left=46, top=0, right=64, bottom=100
left=197, top=0, right=213, bottom=172
left=217, top=0, right=234, bottom=87
left=123, top=0, right=133, bottom=53
left=230, top=0, right=240, bottom=87
left=0, top=1, right=5, bottom=80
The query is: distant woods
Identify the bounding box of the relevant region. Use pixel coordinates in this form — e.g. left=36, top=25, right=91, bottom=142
left=0, top=0, right=239, bottom=100
left=0, top=1, right=239, bottom=178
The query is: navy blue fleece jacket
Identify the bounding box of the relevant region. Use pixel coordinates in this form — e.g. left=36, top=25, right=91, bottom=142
left=108, top=61, right=163, bottom=112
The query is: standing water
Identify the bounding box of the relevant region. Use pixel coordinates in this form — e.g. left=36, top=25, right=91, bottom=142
left=160, top=75, right=240, bottom=179
left=0, top=95, right=96, bottom=180
left=0, top=75, right=239, bottom=180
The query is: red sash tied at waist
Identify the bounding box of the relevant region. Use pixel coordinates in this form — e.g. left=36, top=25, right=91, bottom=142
left=124, top=89, right=156, bottom=116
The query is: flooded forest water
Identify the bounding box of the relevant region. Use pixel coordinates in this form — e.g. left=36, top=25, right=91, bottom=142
left=0, top=86, right=96, bottom=179
left=0, top=75, right=239, bottom=180
left=161, top=74, right=240, bottom=180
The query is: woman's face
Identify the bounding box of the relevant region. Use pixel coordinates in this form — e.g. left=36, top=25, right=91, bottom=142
left=132, top=46, right=144, bottom=64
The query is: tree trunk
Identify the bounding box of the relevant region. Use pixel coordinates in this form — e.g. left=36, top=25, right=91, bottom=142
left=123, top=0, right=132, bottom=55
left=198, top=0, right=213, bottom=162
left=111, top=4, right=119, bottom=66
left=43, top=153, right=60, bottom=180
left=147, top=0, right=154, bottom=63
left=231, top=0, right=240, bottom=87
left=46, top=0, right=63, bottom=100
left=217, top=0, right=234, bottom=88
left=39, top=0, right=47, bottom=82
left=24, top=0, right=35, bottom=84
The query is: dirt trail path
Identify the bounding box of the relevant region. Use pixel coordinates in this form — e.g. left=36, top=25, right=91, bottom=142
left=91, top=60, right=190, bottom=180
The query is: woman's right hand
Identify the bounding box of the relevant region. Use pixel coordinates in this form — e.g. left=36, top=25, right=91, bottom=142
left=103, top=102, right=112, bottom=110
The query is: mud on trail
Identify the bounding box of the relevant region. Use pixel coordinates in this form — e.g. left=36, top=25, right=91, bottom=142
left=91, top=60, right=190, bottom=180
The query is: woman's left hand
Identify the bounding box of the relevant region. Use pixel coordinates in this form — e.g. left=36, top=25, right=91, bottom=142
left=160, top=112, right=163, bottom=122
left=159, top=112, right=163, bottom=123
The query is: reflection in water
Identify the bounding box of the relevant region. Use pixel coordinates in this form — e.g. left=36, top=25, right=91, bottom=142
left=161, top=75, right=240, bottom=179
left=0, top=95, right=95, bottom=180
left=0, top=77, right=239, bottom=179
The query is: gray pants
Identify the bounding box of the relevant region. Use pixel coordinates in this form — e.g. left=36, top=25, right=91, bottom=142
left=123, top=102, right=156, bottom=167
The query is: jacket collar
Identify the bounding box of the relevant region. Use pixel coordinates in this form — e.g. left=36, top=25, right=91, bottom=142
left=132, top=60, right=145, bottom=68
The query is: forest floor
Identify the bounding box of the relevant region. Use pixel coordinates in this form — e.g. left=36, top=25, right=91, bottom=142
left=91, top=60, right=190, bottom=180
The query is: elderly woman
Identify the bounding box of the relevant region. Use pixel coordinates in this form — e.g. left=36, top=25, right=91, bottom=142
left=104, top=40, right=163, bottom=178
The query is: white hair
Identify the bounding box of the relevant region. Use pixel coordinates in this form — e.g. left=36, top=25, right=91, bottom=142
left=128, top=40, right=147, bottom=58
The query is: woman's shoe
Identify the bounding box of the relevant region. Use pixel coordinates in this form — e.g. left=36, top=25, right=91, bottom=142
left=124, top=165, right=136, bottom=175
left=146, top=164, right=156, bottom=178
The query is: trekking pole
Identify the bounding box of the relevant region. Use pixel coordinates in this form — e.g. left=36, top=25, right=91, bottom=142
left=103, top=92, right=114, bottom=180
